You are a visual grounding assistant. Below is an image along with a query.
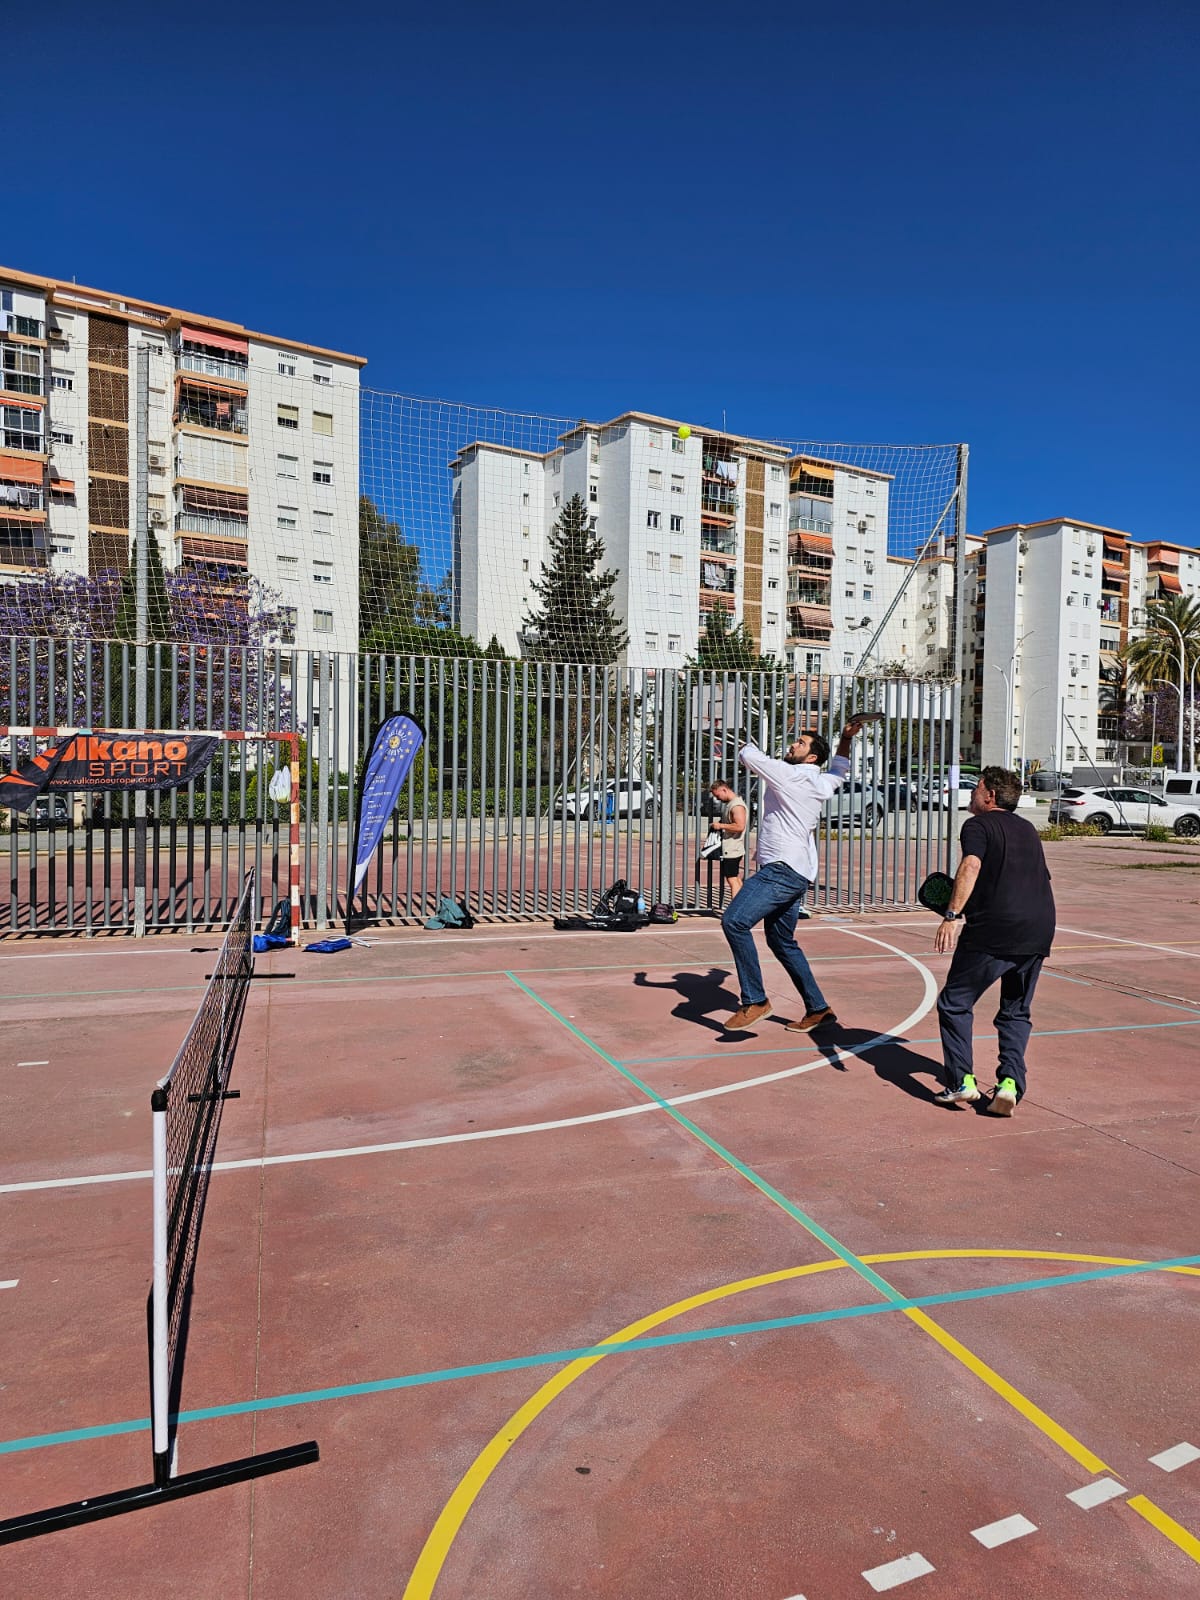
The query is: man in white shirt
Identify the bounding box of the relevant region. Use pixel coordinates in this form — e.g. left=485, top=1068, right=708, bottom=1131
left=722, top=718, right=865, bottom=1033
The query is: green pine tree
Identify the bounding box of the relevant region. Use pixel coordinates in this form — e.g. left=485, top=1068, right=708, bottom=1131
left=522, top=494, right=628, bottom=665
left=358, top=495, right=422, bottom=640
left=114, top=528, right=172, bottom=642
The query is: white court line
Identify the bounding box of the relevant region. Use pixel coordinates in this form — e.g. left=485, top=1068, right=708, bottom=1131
left=15, top=1061, right=49, bottom=1068
left=971, top=1513, right=1037, bottom=1548
left=1067, top=1477, right=1127, bottom=1509
left=1058, top=924, right=1200, bottom=961
left=862, top=1552, right=935, bottom=1591
left=0, top=928, right=938, bottom=1195
left=1149, top=1441, right=1200, bottom=1473
left=0, top=1279, right=18, bottom=1290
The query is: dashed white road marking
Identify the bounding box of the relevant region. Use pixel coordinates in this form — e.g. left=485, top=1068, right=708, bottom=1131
left=862, top=1552, right=935, bottom=1591
left=971, top=1513, right=1038, bottom=1548
left=1149, top=1442, right=1200, bottom=1473
left=1067, top=1477, right=1127, bottom=1509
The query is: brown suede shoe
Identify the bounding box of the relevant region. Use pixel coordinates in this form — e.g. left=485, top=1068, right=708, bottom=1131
left=725, top=999, right=772, bottom=1031
left=785, top=1008, right=838, bottom=1033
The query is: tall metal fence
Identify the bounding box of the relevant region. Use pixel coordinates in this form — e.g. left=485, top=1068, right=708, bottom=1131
left=2, top=639, right=961, bottom=936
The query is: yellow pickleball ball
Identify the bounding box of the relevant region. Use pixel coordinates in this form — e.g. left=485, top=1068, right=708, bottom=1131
left=677, top=425, right=691, bottom=439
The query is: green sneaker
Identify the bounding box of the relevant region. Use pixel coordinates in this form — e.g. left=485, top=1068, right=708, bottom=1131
left=934, top=1073, right=980, bottom=1106
left=989, top=1077, right=1018, bottom=1116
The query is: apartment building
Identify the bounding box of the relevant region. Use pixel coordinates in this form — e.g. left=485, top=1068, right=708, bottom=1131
left=0, top=266, right=364, bottom=657
left=785, top=455, right=957, bottom=678
left=453, top=413, right=793, bottom=664
left=965, top=518, right=1200, bottom=770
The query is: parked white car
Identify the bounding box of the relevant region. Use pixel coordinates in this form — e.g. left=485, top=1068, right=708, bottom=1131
left=919, top=773, right=980, bottom=810
left=1049, top=785, right=1200, bottom=837
left=557, top=779, right=660, bottom=820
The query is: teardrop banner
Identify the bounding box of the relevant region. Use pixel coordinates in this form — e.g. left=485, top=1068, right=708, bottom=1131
left=0, top=732, right=220, bottom=813
left=352, top=714, right=425, bottom=895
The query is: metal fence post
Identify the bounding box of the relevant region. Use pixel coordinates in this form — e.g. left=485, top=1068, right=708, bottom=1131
left=133, top=344, right=150, bottom=938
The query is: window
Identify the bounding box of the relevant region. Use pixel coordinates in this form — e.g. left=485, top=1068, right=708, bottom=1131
left=277, top=554, right=299, bottom=575
left=553, top=456, right=561, bottom=474
left=667, top=635, right=680, bottom=652
left=767, top=576, right=779, bottom=590
left=521, top=492, right=529, bottom=507
left=863, top=587, right=873, bottom=601
left=3, top=405, right=42, bottom=451
left=312, top=411, right=333, bottom=436
left=1066, top=744, right=1076, bottom=760
left=277, top=454, right=299, bottom=479
left=589, top=482, right=598, bottom=503
left=770, top=466, right=783, bottom=482
left=670, top=475, right=684, bottom=494
left=588, top=516, right=597, bottom=531
left=670, top=514, right=683, bottom=533
left=671, top=435, right=686, bottom=453
left=845, top=586, right=855, bottom=599
left=865, top=486, right=875, bottom=496
left=51, top=372, right=73, bottom=391
left=1072, top=562, right=1080, bottom=576
left=648, top=430, right=662, bottom=449
left=2, top=346, right=41, bottom=393
left=769, top=502, right=782, bottom=518
left=669, top=553, right=683, bottom=574
left=278, top=354, right=297, bottom=377
left=1083, top=593, right=1091, bottom=607
left=646, top=632, right=659, bottom=650
left=277, top=507, right=298, bottom=529
left=647, top=510, right=661, bottom=528
left=1081, top=654, right=1090, bottom=669
left=843, top=654, right=853, bottom=668
left=277, top=404, right=299, bottom=430
left=648, top=469, right=662, bottom=489
left=522, top=558, right=529, bottom=572
left=51, top=428, right=73, bottom=445
left=804, top=652, right=822, bottom=673
left=1068, top=684, right=1076, bottom=699
left=313, top=561, right=333, bottom=584
left=552, top=492, right=560, bottom=508
left=768, top=540, right=780, bottom=555
left=313, top=609, right=334, bottom=633
left=767, top=612, right=778, bottom=627
left=1084, top=565, right=1093, bottom=578
left=314, top=510, right=333, bottom=535
left=313, top=461, right=333, bottom=484
left=523, top=461, right=529, bottom=475
left=312, top=361, right=332, bottom=386
left=647, top=550, right=661, bottom=571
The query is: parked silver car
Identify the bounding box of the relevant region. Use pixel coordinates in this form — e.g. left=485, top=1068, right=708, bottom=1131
left=1049, top=785, right=1200, bottom=836
left=824, top=782, right=888, bottom=829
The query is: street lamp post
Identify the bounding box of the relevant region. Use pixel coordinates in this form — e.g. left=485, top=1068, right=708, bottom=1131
left=1153, top=613, right=1192, bottom=773
left=1018, top=685, right=1046, bottom=776
left=993, top=630, right=1033, bottom=767
left=1154, top=678, right=1184, bottom=772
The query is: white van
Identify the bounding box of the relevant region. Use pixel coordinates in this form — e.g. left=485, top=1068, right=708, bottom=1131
left=1160, top=773, right=1200, bottom=835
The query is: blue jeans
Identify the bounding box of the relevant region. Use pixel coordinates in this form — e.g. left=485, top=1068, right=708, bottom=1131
left=720, top=862, right=828, bottom=1012
left=937, top=945, right=1044, bottom=1097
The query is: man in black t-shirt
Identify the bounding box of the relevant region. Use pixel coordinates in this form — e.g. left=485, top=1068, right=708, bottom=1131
left=932, top=766, right=1055, bottom=1116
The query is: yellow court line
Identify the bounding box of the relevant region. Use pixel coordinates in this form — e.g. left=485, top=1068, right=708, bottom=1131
left=401, top=1249, right=1200, bottom=1597
left=1127, top=1496, right=1200, bottom=1562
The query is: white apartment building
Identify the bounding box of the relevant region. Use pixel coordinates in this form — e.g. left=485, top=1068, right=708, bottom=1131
left=453, top=413, right=960, bottom=676
left=967, top=518, right=1200, bottom=771
left=453, top=413, right=793, bottom=665
left=785, top=455, right=957, bottom=678
left=0, top=266, right=364, bottom=657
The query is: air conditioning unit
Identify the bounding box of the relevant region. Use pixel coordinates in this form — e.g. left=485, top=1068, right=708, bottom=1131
left=858, top=520, right=868, bottom=533
left=150, top=511, right=166, bottom=527
left=1019, top=540, right=1029, bottom=554
left=149, top=452, right=163, bottom=467
left=864, top=561, right=874, bottom=574
left=1086, top=544, right=1096, bottom=556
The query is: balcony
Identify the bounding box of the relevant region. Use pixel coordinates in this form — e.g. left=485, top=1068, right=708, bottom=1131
left=788, top=514, right=834, bottom=535
left=0, top=483, right=44, bottom=513
left=790, top=552, right=833, bottom=577
left=0, top=523, right=49, bottom=568
left=701, top=494, right=738, bottom=519
left=700, top=560, right=736, bottom=594
left=177, top=511, right=250, bottom=539
left=3, top=314, right=44, bottom=339
left=787, top=583, right=831, bottom=606
left=175, top=381, right=248, bottom=435
left=700, top=530, right=736, bottom=557
left=179, top=349, right=249, bottom=385
left=1098, top=598, right=1121, bottom=624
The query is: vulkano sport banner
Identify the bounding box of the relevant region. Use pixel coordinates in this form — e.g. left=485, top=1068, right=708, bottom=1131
left=352, top=715, right=424, bottom=893
left=0, top=732, right=220, bottom=812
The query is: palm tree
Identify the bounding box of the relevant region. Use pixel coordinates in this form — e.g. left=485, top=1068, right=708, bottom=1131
left=1122, top=595, right=1200, bottom=691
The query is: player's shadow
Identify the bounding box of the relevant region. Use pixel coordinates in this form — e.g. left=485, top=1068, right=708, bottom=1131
left=806, top=1024, right=946, bottom=1101
left=632, top=968, right=742, bottom=1036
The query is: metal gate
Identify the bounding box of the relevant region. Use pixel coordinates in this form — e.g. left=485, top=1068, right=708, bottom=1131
left=2, top=641, right=962, bottom=935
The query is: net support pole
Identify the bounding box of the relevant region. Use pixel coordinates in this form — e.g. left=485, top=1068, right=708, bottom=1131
left=289, top=731, right=301, bottom=944
left=150, top=1084, right=170, bottom=1486
left=133, top=343, right=150, bottom=939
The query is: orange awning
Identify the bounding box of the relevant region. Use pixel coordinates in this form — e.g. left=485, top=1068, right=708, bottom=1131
left=1158, top=572, right=1182, bottom=593
left=795, top=459, right=835, bottom=481
left=0, top=454, right=43, bottom=486
left=799, top=533, right=834, bottom=552
left=794, top=606, right=833, bottom=628
left=1149, top=546, right=1180, bottom=565
left=180, top=325, right=248, bottom=357
left=49, top=478, right=75, bottom=495
left=1101, top=560, right=1126, bottom=576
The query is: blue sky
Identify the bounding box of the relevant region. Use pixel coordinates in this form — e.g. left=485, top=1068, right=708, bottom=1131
left=9, top=1, right=1198, bottom=545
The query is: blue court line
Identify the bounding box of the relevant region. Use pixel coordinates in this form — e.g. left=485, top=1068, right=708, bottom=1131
left=621, top=1016, right=1200, bottom=1067
left=3, top=1253, right=1197, bottom=1461
left=1041, top=967, right=1200, bottom=1015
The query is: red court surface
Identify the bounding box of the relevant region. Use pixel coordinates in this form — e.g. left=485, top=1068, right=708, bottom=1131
left=1, top=837, right=1198, bottom=1597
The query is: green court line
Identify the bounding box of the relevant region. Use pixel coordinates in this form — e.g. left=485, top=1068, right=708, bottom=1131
left=621, top=1016, right=1200, bottom=1067
left=2, top=1253, right=1196, bottom=1460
